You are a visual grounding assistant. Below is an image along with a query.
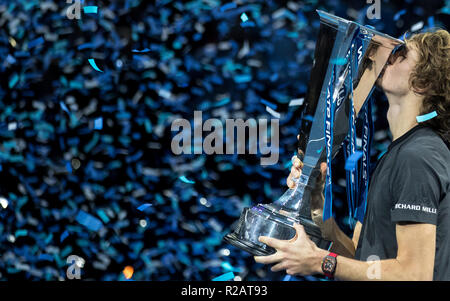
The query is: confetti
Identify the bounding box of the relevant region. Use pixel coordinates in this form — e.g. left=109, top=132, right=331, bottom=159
left=60, top=231, right=69, bottom=243
left=220, top=3, right=237, bottom=12
left=88, top=59, right=103, bottom=72
left=289, top=98, right=305, bottom=106
left=411, top=21, right=424, bottom=32
left=179, top=176, right=195, bottom=184
left=8, top=73, right=19, bottom=89
left=393, top=9, right=407, bottom=21
left=123, top=266, right=134, bottom=279
left=265, top=106, right=281, bottom=119
left=94, top=117, right=103, bottom=130
left=83, top=6, right=98, bottom=14
left=132, top=48, right=151, bottom=53
left=28, top=37, right=45, bottom=49
left=416, top=111, right=437, bottom=123
left=240, top=21, right=256, bottom=28
left=212, top=272, right=235, bottom=281
left=15, top=229, right=28, bottom=238
left=0, top=197, right=8, bottom=209
left=75, top=210, right=103, bottom=232
left=137, top=203, right=153, bottom=211
left=240, top=13, right=249, bottom=23
left=260, top=99, right=277, bottom=110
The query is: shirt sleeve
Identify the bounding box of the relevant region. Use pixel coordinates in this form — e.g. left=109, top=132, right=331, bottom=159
left=390, top=146, right=444, bottom=225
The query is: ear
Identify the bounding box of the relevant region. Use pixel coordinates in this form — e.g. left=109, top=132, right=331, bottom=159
left=411, top=81, right=430, bottom=95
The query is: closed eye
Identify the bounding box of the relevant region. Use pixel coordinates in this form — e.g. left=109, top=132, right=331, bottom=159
left=388, top=44, right=408, bottom=64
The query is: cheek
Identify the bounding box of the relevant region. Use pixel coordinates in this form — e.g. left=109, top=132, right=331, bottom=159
left=386, top=63, right=410, bottom=83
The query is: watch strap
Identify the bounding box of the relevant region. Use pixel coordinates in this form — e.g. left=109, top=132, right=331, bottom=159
left=322, top=252, right=338, bottom=278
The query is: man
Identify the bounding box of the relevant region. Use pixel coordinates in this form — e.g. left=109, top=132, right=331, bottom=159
left=254, top=30, right=450, bottom=280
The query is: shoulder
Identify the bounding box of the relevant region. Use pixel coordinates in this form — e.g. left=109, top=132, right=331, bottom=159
left=397, top=127, right=450, bottom=166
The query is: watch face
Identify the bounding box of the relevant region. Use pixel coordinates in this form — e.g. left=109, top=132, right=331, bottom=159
left=323, top=256, right=336, bottom=273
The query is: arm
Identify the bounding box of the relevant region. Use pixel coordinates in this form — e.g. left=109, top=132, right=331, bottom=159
left=256, top=222, right=436, bottom=281
left=323, top=223, right=435, bottom=280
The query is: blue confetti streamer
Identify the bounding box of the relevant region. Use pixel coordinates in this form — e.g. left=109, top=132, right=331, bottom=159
left=15, top=229, right=28, bottom=238
left=60, top=230, right=69, bottom=243
left=240, top=13, right=249, bottom=23
left=260, top=99, right=277, bottom=110
left=28, top=37, right=45, bottom=49
left=393, top=9, right=407, bottom=21
left=9, top=73, right=19, bottom=89
left=416, top=111, right=437, bottom=123
left=94, top=117, right=103, bottom=130
left=137, top=203, right=153, bottom=211
left=77, top=43, right=95, bottom=50
left=132, top=48, right=151, bottom=53
left=283, top=275, right=292, bottom=281
left=83, top=6, right=98, bottom=14
left=179, top=176, right=195, bottom=184
left=240, top=21, right=255, bottom=28
left=75, top=210, right=103, bottom=232
left=220, top=3, right=237, bottom=12
left=212, top=272, right=235, bottom=281
left=88, top=59, right=103, bottom=72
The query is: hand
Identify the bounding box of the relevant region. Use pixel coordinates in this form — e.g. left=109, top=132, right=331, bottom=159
left=254, top=223, right=326, bottom=276
left=287, top=135, right=331, bottom=237
left=287, top=136, right=327, bottom=195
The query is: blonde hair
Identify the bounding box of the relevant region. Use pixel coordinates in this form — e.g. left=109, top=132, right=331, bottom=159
left=406, top=29, right=450, bottom=145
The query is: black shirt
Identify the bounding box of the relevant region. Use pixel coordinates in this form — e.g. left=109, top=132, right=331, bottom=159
left=355, top=124, right=450, bottom=280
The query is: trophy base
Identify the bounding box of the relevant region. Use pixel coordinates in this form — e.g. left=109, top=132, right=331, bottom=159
left=223, top=232, right=274, bottom=256
left=224, top=205, right=331, bottom=256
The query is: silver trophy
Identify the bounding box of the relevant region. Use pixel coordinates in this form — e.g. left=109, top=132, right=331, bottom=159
left=223, top=10, right=404, bottom=256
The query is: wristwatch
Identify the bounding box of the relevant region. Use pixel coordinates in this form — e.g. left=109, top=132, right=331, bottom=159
left=321, top=252, right=338, bottom=278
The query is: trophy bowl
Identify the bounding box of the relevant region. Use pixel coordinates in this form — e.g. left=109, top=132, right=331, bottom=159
left=224, top=204, right=330, bottom=256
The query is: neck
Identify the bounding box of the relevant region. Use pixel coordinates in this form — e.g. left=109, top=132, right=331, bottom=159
left=385, top=92, right=423, bottom=141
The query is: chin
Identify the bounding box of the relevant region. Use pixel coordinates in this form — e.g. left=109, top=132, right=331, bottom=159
left=377, top=76, right=390, bottom=92
left=375, top=77, right=383, bottom=89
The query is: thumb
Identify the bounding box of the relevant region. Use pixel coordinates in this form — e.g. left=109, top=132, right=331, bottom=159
left=293, top=223, right=307, bottom=239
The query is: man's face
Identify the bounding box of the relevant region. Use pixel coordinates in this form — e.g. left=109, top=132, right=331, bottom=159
left=378, top=43, right=420, bottom=96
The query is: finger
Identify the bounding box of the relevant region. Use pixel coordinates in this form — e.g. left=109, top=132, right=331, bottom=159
left=271, top=261, right=288, bottom=272
left=291, top=155, right=297, bottom=164
left=288, top=231, right=298, bottom=243
left=293, top=157, right=304, bottom=169
left=259, top=236, right=287, bottom=251
left=297, top=135, right=300, bottom=141
left=320, top=162, right=327, bottom=179
left=254, top=252, right=284, bottom=265
left=291, top=155, right=303, bottom=169
left=287, top=174, right=295, bottom=189
left=293, top=223, right=307, bottom=240
left=286, top=269, right=297, bottom=276
left=290, top=165, right=301, bottom=179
